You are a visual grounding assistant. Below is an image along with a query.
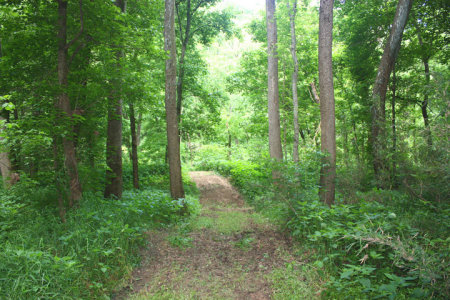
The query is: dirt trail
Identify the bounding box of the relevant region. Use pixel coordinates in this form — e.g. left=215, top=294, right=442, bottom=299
left=115, top=171, right=303, bottom=300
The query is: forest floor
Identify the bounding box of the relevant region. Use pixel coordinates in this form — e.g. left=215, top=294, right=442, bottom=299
left=114, top=171, right=321, bottom=299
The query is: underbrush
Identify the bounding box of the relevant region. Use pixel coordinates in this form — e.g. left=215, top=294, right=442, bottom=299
left=0, top=179, right=199, bottom=299
left=196, top=151, right=449, bottom=299
left=123, top=162, right=170, bottom=190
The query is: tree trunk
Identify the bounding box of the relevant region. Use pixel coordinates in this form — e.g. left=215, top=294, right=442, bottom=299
left=288, top=0, right=300, bottom=162
left=136, top=113, right=142, bottom=146
left=53, top=141, right=66, bottom=223
left=165, top=0, right=185, bottom=200
left=176, top=44, right=186, bottom=124
left=176, top=0, right=192, bottom=126
left=129, top=102, right=139, bottom=189
left=371, top=0, right=413, bottom=181
left=416, top=27, right=432, bottom=147
left=56, top=0, right=82, bottom=207
left=318, top=0, right=336, bottom=206
left=104, top=0, right=125, bottom=199
left=266, top=0, right=283, bottom=161
left=0, top=116, right=13, bottom=187
left=391, top=66, right=397, bottom=187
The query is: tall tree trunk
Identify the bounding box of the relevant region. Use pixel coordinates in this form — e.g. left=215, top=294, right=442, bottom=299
left=415, top=27, right=432, bottom=147
left=165, top=0, right=185, bottom=200
left=129, top=102, right=139, bottom=189
left=56, top=0, right=82, bottom=207
left=371, top=0, right=413, bottom=182
left=266, top=0, right=283, bottom=161
left=288, top=0, right=300, bottom=162
left=104, top=0, right=125, bottom=199
left=318, top=0, right=336, bottom=206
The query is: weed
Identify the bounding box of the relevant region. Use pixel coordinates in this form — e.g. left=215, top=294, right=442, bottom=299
left=234, top=235, right=255, bottom=251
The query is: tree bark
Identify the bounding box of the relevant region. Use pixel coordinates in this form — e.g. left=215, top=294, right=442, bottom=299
left=129, top=102, right=139, bottom=189
left=318, top=0, right=336, bottom=206
left=104, top=0, right=125, bottom=199
left=266, top=0, right=283, bottom=161
left=165, top=0, right=185, bottom=199
left=371, top=0, right=413, bottom=181
left=288, top=0, right=300, bottom=162
left=56, top=0, right=82, bottom=207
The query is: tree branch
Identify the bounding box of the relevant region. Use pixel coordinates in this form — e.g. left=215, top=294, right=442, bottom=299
left=65, top=0, right=84, bottom=51
left=175, top=2, right=185, bottom=43
left=192, top=0, right=206, bottom=14
left=310, top=82, right=320, bottom=104
left=68, top=40, right=85, bottom=68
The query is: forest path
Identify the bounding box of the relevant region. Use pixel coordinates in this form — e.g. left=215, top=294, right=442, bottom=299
left=116, top=171, right=311, bottom=299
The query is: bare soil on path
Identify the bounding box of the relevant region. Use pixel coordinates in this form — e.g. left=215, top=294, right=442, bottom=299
left=115, top=171, right=313, bottom=300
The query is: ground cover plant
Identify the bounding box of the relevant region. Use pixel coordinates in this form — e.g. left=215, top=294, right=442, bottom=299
left=0, top=176, right=199, bottom=299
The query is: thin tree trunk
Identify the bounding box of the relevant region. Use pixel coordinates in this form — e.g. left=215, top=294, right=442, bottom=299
left=350, top=111, right=360, bottom=163
left=129, top=102, right=139, bottom=189
left=175, top=0, right=192, bottom=126
left=343, top=115, right=349, bottom=165
left=288, top=0, right=300, bottom=162
left=165, top=0, right=185, bottom=200
left=415, top=27, right=432, bottom=147
left=266, top=0, right=283, bottom=161
left=300, top=129, right=305, bottom=142
left=283, top=116, right=288, bottom=160
left=318, top=0, right=336, bottom=206
left=391, top=65, right=397, bottom=187
left=104, top=0, right=125, bottom=199
left=53, top=141, right=66, bottom=223
left=88, top=130, right=96, bottom=168
left=176, top=44, right=187, bottom=124
left=371, top=0, right=413, bottom=181
left=56, top=0, right=83, bottom=207
left=136, top=113, right=142, bottom=146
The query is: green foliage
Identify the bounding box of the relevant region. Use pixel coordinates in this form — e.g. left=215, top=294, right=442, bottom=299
left=199, top=146, right=449, bottom=298
left=123, top=162, right=170, bottom=190
left=0, top=185, right=198, bottom=299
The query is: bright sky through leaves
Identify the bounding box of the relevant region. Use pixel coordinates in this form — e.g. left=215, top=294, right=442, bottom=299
left=221, top=0, right=264, bottom=12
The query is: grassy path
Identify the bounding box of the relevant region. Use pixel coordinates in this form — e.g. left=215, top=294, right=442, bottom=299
left=115, top=171, right=321, bottom=299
